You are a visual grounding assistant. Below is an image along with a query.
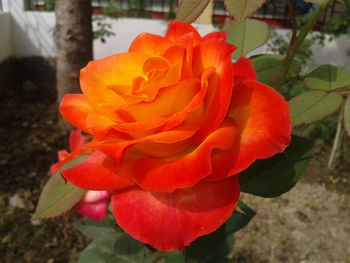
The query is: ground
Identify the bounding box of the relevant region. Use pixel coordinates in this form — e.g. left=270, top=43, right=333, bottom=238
left=0, top=57, right=349, bottom=263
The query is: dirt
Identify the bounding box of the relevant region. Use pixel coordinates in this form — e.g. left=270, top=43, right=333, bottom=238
left=0, top=57, right=349, bottom=263
left=0, top=57, right=89, bottom=263
left=233, top=184, right=350, bottom=263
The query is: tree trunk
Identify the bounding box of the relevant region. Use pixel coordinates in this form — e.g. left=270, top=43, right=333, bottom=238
left=55, top=0, right=93, bottom=103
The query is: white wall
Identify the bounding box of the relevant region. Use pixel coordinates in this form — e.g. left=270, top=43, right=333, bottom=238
left=1, top=0, right=350, bottom=71
left=2, top=0, right=56, bottom=57
left=1, top=0, right=215, bottom=59
left=0, top=12, right=13, bottom=61
left=93, top=18, right=215, bottom=59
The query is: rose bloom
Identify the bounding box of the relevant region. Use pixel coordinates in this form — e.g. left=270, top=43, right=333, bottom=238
left=50, top=129, right=111, bottom=221
left=60, top=21, right=291, bottom=251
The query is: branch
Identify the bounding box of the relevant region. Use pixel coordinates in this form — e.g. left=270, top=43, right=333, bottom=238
left=328, top=103, right=344, bottom=169
left=273, top=1, right=331, bottom=89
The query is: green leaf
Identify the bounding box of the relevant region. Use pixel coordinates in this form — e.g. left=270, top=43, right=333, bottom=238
left=225, top=0, right=266, bottom=22
left=289, top=91, right=343, bottom=126
left=239, top=136, right=314, bottom=198
left=175, top=0, right=211, bottom=23
left=225, top=201, right=256, bottom=234
left=223, top=19, right=269, bottom=59
left=344, top=96, right=350, bottom=138
left=304, top=0, right=327, bottom=3
left=185, top=225, right=230, bottom=262
left=251, top=54, right=301, bottom=86
left=164, top=251, right=186, bottom=263
left=78, top=232, right=150, bottom=263
left=32, top=156, right=88, bottom=219
left=304, top=64, right=350, bottom=91
left=74, top=217, right=116, bottom=240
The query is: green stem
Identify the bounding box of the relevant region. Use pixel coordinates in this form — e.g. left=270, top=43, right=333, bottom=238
left=273, top=0, right=331, bottom=90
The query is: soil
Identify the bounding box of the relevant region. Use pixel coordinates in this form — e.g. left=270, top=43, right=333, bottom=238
left=0, top=57, right=349, bottom=263
left=0, top=57, right=90, bottom=263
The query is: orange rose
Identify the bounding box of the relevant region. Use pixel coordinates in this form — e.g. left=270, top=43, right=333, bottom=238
left=60, top=21, right=291, bottom=251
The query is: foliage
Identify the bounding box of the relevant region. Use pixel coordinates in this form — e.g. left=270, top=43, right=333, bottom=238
left=32, top=156, right=88, bottom=219
left=93, top=15, right=116, bottom=43
left=175, top=0, right=211, bottom=23
left=266, top=7, right=350, bottom=144
left=224, top=19, right=270, bottom=59
left=267, top=29, right=325, bottom=68
left=224, top=0, right=265, bottom=22
left=322, top=2, right=350, bottom=37
left=239, top=136, right=314, bottom=197
left=44, top=0, right=55, bottom=11
left=102, top=0, right=120, bottom=18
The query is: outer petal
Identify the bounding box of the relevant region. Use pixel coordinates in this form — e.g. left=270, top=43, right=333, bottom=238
left=76, top=201, right=109, bottom=221
left=192, top=36, right=236, bottom=77
left=69, top=129, right=84, bottom=152
left=228, top=80, right=291, bottom=175
left=194, top=61, right=234, bottom=142
left=75, top=190, right=111, bottom=221
left=57, top=150, right=69, bottom=162
left=128, top=33, right=173, bottom=56
left=86, top=110, right=117, bottom=138
left=88, top=123, right=200, bottom=164
left=50, top=162, right=62, bottom=175
left=79, top=190, right=111, bottom=203
left=112, top=176, right=240, bottom=251
left=60, top=94, right=93, bottom=134
left=115, top=120, right=238, bottom=192
left=233, top=57, right=257, bottom=83
left=61, top=151, right=134, bottom=190
left=50, top=151, right=80, bottom=175
left=165, top=21, right=202, bottom=44
left=191, top=37, right=236, bottom=141
left=60, top=94, right=116, bottom=138
left=203, top=31, right=227, bottom=40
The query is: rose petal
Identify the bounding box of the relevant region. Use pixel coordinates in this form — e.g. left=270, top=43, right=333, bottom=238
left=191, top=37, right=236, bottom=141
left=88, top=122, right=200, bottom=163
left=114, top=120, right=238, bottom=192
left=203, top=31, right=227, bottom=40
left=165, top=21, right=202, bottom=45
left=100, top=70, right=194, bottom=134
left=60, top=94, right=93, bottom=134
left=76, top=190, right=111, bottom=221
left=192, top=35, right=236, bottom=76
left=128, top=33, right=173, bottom=56
left=50, top=152, right=78, bottom=175
left=69, top=129, right=84, bottom=152
left=50, top=162, right=62, bottom=175
left=80, top=52, right=151, bottom=106
left=233, top=57, right=257, bottom=83
left=228, top=80, right=291, bottom=175
left=57, top=150, right=69, bottom=162
left=159, top=67, right=213, bottom=132
left=76, top=191, right=110, bottom=221
left=80, top=190, right=111, bottom=203
left=162, top=45, right=186, bottom=66
left=112, top=176, right=240, bottom=251
left=61, top=151, right=134, bottom=190
left=86, top=110, right=118, bottom=138
left=193, top=61, right=234, bottom=142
